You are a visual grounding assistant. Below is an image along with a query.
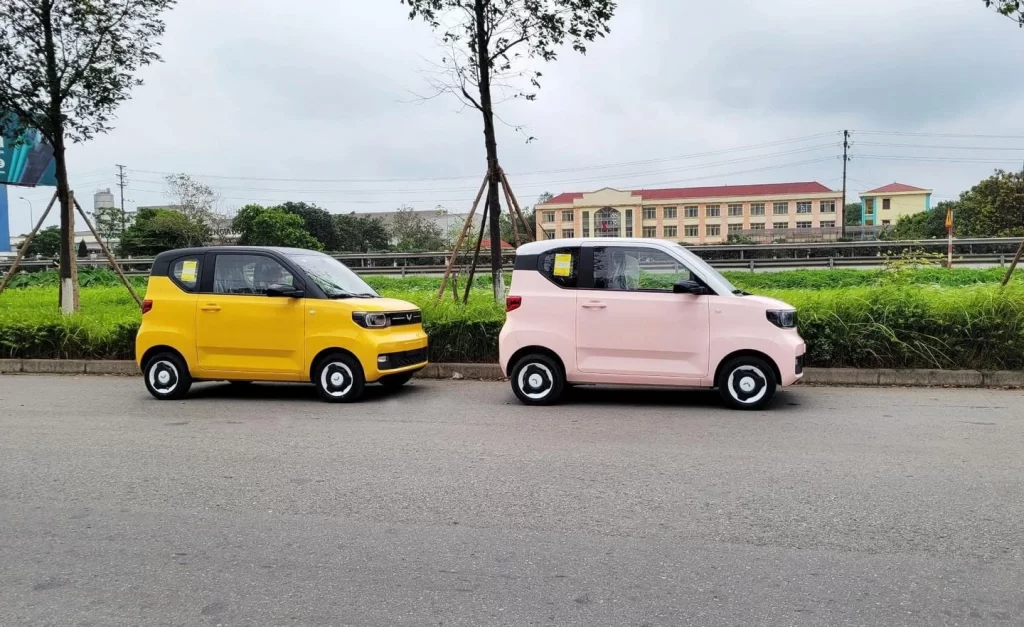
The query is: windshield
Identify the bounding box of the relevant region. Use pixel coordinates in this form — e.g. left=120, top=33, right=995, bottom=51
left=288, top=253, right=379, bottom=298
left=673, top=243, right=742, bottom=295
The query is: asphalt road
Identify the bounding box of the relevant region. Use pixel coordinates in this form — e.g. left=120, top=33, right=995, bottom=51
left=1, top=376, right=1023, bottom=627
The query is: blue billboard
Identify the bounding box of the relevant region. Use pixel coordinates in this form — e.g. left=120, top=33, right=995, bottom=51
left=2, top=116, right=57, bottom=253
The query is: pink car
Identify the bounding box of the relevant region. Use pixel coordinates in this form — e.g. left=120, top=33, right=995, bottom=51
left=499, top=238, right=805, bottom=410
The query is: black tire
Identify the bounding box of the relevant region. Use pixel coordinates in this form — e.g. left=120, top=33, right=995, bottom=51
left=313, top=352, right=365, bottom=403
left=379, top=371, right=415, bottom=390
left=143, top=351, right=192, bottom=401
left=509, top=353, right=565, bottom=406
left=717, top=355, right=777, bottom=410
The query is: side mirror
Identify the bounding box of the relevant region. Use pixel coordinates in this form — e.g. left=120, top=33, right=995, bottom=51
left=673, top=279, right=708, bottom=295
left=266, top=283, right=304, bottom=298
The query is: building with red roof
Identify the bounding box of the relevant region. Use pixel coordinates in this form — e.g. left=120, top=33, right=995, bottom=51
left=536, top=182, right=843, bottom=245
left=858, top=183, right=932, bottom=227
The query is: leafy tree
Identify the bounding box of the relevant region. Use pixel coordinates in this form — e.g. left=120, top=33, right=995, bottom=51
left=0, top=0, right=176, bottom=312
left=844, top=202, right=862, bottom=226
left=402, top=0, right=616, bottom=298
left=389, top=206, right=446, bottom=252
left=984, top=0, right=1023, bottom=26
left=22, top=226, right=62, bottom=257
left=279, top=201, right=338, bottom=250
left=500, top=191, right=545, bottom=244
left=119, top=208, right=205, bottom=257
left=77, top=239, right=89, bottom=258
left=333, top=213, right=391, bottom=252
left=92, top=205, right=132, bottom=247
left=232, top=204, right=321, bottom=250
left=164, top=173, right=217, bottom=246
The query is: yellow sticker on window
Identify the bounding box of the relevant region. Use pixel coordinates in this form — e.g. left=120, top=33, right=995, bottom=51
left=180, top=260, right=198, bottom=283
left=553, top=253, right=572, bottom=277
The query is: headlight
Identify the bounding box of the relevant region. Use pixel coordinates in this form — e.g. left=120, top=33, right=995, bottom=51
left=353, top=312, right=390, bottom=328
left=766, top=309, right=798, bottom=328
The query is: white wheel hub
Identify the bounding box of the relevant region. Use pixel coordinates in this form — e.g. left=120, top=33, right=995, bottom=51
left=727, top=365, right=768, bottom=404
left=517, top=362, right=555, bottom=400
left=739, top=377, right=755, bottom=392
left=148, top=360, right=179, bottom=394
left=321, top=362, right=354, bottom=397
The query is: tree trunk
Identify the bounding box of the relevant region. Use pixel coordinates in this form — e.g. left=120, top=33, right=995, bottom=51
left=474, top=0, right=506, bottom=302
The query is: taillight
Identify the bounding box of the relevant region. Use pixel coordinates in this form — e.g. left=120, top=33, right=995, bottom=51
left=506, top=295, right=522, bottom=312
left=141, top=299, right=153, bottom=314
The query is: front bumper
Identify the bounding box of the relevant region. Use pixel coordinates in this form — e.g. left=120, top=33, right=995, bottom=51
left=365, top=335, right=429, bottom=381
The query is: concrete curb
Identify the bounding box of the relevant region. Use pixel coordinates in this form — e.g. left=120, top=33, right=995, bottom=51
left=1, top=359, right=1023, bottom=388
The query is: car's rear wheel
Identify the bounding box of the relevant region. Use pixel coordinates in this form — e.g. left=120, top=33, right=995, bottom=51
left=143, top=352, right=192, bottom=401
left=379, top=371, right=415, bottom=390
left=717, top=355, right=777, bottom=410
left=313, top=352, right=365, bottom=403
left=510, top=353, right=564, bottom=406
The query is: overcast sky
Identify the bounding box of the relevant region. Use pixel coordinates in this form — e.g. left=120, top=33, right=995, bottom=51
left=9, top=0, right=1024, bottom=234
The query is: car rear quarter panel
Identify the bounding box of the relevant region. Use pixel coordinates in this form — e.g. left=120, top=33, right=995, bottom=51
left=500, top=271, right=577, bottom=377
left=135, top=277, right=199, bottom=368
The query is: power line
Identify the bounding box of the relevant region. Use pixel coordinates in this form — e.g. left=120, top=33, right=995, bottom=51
left=852, top=130, right=1024, bottom=140
left=856, top=155, right=1023, bottom=163
left=856, top=142, right=1024, bottom=151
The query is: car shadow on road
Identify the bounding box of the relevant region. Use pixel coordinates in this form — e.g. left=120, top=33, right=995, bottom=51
left=184, top=381, right=423, bottom=403
left=559, top=384, right=801, bottom=411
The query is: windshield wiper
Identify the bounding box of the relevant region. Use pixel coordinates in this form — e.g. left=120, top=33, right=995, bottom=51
left=327, top=290, right=376, bottom=299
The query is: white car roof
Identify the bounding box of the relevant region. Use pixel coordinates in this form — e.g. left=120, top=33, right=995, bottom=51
left=516, top=237, right=677, bottom=255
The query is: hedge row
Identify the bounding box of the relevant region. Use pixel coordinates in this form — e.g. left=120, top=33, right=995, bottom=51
left=3, top=285, right=1024, bottom=371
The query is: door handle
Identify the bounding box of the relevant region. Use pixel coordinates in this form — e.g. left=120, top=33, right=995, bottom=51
left=200, top=304, right=221, bottom=312
left=582, top=301, right=606, bottom=309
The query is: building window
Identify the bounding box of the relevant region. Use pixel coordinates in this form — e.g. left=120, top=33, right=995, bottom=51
left=542, top=211, right=555, bottom=223
left=595, top=207, right=621, bottom=237
left=821, top=220, right=836, bottom=228
left=773, top=202, right=789, bottom=215
left=728, top=224, right=743, bottom=234
left=685, top=225, right=699, bottom=237
left=883, top=198, right=891, bottom=210
left=750, top=203, right=766, bottom=216
left=581, top=211, right=590, bottom=237
left=865, top=199, right=874, bottom=215
left=663, top=206, right=677, bottom=219
left=750, top=223, right=765, bottom=231
left=706, top=224, right=721, bottom=236
left=706, top=204, right=721, bottom=217
left=625, top=209, right=633, bottom=237
left=544, top=229, right=555, bottom=239
left=773, top=222, right=788, bottom=230
left=684, top=206, right=699, bottom=218
left=796, top=202, right=812, bottom=214
left=561, top=228, right=575, bottom=238
left=663, top=225, right=677, bottom=238
left=642, top=226, right=657, bottom=238
left=728, top=204, right=743, bottom=216
left=820, top=200, right=836, bottom=213
left=796, top=221, right=812, bottom=229
left=562, top=210, right=574, bottom=222
left=642, top=206, right=657, bottom=220
left=882, top=220, right=891, bottom=226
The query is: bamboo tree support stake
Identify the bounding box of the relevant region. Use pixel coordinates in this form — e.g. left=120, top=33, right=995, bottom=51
left=463, top=203, right=490, bottom=304
left=499, top=169, right=538, bottom=241
left=0, top=191, right=58, bottom=296
left=499, top=178, right=521, bottom=247
left=1002, top=238, right=1024, bottom=286
left=73, top=196, right=142, bottom=306
left=435, top=175, right=488, bottom=304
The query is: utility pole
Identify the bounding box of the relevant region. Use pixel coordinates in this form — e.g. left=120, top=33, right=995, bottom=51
left=116, top=164, right=128, bottom=237
left=840, top=130, right=849, bottom=239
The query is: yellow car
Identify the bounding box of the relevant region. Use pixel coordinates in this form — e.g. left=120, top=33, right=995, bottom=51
left=135, top=246, right=429, bottom=402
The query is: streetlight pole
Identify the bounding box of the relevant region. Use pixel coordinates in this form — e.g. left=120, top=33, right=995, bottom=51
left=18, top=197, right=34, bottom=230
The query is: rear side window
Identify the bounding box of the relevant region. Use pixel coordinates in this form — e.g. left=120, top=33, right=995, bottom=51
left=538, top=248, right=579, bottom=289
left=169, top=256, right=201, bottom=292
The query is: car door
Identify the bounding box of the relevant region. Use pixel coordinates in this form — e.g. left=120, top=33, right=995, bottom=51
left=194, top=252, right=306, bottom=377
left=575, top=243, right=710, bottom=378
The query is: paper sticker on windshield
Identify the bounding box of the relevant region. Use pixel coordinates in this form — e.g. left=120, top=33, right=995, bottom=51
left=180, top=260, right=198, bottom=282
left=553, top=253, right=572, bottom=277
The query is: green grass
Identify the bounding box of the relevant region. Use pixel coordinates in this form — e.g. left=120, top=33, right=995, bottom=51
left=3, top=268, right=1024, bottom=368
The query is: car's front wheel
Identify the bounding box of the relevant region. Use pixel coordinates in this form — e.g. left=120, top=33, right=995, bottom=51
left=717, top=355, right=777, bottom=410
left=313, top=352, right=365, bottom=403
left=510, top=353, right=564, bottom=406
left=143, top=352, right=193, bottom=401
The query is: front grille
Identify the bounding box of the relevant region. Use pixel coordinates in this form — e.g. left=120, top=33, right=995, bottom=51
left=795, top=354, right=805, bottom=375
left=387, top=310, right=422, bottom=326
left=379, top=346, right=429, bottom=370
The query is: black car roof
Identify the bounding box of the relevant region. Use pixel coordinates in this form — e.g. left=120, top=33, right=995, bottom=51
left=150, top=246, right=327, bottom=276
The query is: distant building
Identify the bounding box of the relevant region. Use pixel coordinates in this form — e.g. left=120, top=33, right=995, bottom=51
left=535, top=182, right=843, bottom=245
left=94, top=189, right=116, bottom=213
left=858, top=183, right=933, bottom=227
left=356, top=208, right=471, bottom=246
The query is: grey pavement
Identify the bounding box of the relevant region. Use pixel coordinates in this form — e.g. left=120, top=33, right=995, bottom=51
left=1, top=376, right=1022, bottom=626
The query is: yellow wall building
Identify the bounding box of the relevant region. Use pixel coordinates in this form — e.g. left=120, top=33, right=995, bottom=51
left=858, top=183, right=932, bottom=227
left=535, top=182, right=843, bottom=245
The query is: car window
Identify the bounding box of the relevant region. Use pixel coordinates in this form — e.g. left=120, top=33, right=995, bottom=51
left=538, top=248, right=580, bottom=288
left=592, top=246, right=696, bottom=292
left=213, top=254, right=294, bottom=295
left=169, top=256, right=201, bottom=292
